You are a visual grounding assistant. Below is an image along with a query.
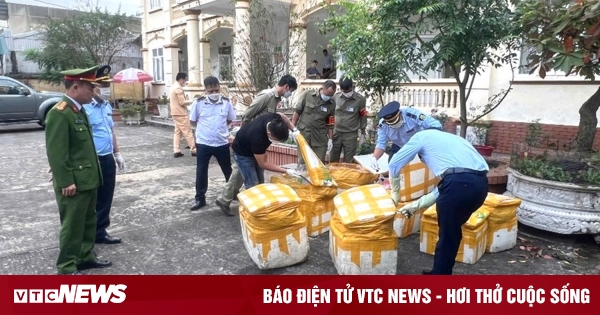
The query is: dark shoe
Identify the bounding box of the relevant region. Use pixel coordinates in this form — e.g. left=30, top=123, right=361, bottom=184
left=422, top=269, right=433, bottom=275
left=191, top=151, right=197, bottom=157
left=174, top=152, right=184, bottom=158
left=77, top=259, right=112, bottom=270
left=95, top=235, right=122, bottom=244
left=216, top=199, right=234, bottom=216
left=185, top=146, right=190, bottom=149
left=190, top=200, right=206, bottom=211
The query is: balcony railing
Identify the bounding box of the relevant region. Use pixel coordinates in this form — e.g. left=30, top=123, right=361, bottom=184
left=299, top=79, right=461, bottom=117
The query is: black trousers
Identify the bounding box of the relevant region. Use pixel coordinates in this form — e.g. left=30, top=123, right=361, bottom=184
left=195, top=143, right=232, bottom=202
left=96, top=154, right=116, bottom=240
left=432, top=172, right=488, bottom=275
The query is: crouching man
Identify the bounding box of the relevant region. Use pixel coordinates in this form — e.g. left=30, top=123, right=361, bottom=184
left=215, top=112, right=302, bottom=216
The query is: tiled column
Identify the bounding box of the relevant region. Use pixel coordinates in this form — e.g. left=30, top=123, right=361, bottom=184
left=184, top=9, right=201, bottom=87
left=234, top=0, right=251, bottom=87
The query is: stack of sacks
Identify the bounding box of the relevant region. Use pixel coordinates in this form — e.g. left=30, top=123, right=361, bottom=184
left=295, top=133, right=337, bottom=187
left=420, top=205, right=490, bottom=264
left=237, top=183, right=309, bottom=269
left=482, top=193, right=522, bottom=253
left=330, top=184, right=398, bottom=275
left=326, top=163, right=379, bottom=192
left=390, top=156, right=439, bottom=238
left=270, top=174, right=338, bottom=237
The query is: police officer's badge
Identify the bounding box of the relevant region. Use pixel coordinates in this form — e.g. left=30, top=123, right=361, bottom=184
left=419, top=114, right=425, bottom=121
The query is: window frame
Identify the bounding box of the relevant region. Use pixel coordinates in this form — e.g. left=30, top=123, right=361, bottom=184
left=151, top=47, right=164, bottom=82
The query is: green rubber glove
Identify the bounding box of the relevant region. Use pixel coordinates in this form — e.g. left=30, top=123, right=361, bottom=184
left=398, top=189, right=438, bottom=218
left=390, top=175, right=402, bottom=205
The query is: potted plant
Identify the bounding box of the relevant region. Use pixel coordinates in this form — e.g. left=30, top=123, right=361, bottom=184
left=157, top=93, right=169, bottom=119
left=471, top=121, right=494, bottom=156
left=120, top=103, right=147, bottom=125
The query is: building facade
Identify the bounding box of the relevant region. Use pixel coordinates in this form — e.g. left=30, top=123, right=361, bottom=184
left=142, top=0, right=600, bottom=153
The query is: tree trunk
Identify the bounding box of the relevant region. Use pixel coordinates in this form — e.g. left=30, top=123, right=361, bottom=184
left=575, top=87, right=600, bottom=152
left=459, top=86, right=468, bottom=138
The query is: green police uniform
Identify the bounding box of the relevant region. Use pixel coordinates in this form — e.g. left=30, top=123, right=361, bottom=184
left=241, top=89, right=283, bottom=124
left=330, top=91, right=367, bottom=163
left=45, top=66, right=103, bottom=274
left=295, top=90, right=335, bottom=163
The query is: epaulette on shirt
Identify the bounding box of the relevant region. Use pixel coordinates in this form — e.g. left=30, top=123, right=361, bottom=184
left=196, top=96, right=206, bottom=101
left=406, top=112, right=417, bottom=120
left=222, top=96, right=230, bottom=101
left=54, top=101, right=67, bottom=111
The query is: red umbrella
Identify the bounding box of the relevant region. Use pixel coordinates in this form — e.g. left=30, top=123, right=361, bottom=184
left=112, top=68, right=153, bottom=83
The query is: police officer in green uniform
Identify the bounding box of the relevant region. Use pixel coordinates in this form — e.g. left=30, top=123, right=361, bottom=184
left=330, top=77, right=367, bottom=163
left=291, top=80, right=337, bottom=164
left=240, top=74, right=298, bottom=125
left=45, top=65, right=112, bottom=275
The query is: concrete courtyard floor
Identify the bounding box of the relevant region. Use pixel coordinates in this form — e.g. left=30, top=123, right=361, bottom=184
left=0, top=122, right=599, bottom=275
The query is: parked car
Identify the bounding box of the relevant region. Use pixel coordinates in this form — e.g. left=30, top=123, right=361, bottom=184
left=0, top=76, right=63, bottom=127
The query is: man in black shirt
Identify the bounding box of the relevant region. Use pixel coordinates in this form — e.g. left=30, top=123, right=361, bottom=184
left=215, top=112, right=301, bottom=216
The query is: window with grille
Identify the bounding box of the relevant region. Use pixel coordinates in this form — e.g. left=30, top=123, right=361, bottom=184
left=152, top=48, right=164, bottom=82
left=149, top=0, right=162, bottom=10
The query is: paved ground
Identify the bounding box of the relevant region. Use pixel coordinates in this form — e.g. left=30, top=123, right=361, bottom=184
left=0, top=122, right=599, bottom=275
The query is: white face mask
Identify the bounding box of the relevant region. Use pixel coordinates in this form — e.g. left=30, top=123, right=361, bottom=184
left=342, top=91, right=354, bottom=98
left=388, top=120, right=404, bottom=129
left=283, top=91, right=292, bottom=98
left=207, top=93, right=220, bottom=102
left=321, top=94, right=331, bottom=102
left=98, top=87, right=111, bottom=99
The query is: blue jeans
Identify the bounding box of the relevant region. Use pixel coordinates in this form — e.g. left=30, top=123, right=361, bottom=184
left=233, top=153, right=264, bottom=189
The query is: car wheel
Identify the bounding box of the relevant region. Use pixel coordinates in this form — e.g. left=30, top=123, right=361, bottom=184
left=39, top=106, right=54, bottom=128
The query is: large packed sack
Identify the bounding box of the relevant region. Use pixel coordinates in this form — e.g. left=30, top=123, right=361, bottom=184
left=420, top=204, right=489, bottom=264
left=330, top=184, right=398, bottom=275
left=270, top=174, right=337, bottom=237
left=295, top=133, right=337, bottom=187
left=389, top=156, right=438, bottom=202
left=481, top=193, right=521, bottom=253
left=237, top=183, right=309, bottom=269
left=326, top=163, right=379, bottom=190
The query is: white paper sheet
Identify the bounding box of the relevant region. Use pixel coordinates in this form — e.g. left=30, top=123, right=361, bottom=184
left=353, top=153, right=390, bottom=174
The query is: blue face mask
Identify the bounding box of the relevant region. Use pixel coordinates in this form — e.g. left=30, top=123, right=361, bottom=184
left=321, top=94, right=331, bottom=102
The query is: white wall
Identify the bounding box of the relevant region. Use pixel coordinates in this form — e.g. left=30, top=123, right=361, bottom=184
left=489, top=83, right=598, bottom=125
left=487, top=49, right=598, bottom=126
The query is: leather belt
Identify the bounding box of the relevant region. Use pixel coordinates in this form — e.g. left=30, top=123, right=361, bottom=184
left=440, top=167, right=487, bottom=180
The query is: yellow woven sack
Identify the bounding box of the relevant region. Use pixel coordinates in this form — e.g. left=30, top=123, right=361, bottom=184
left=482, top=193, right=521, bottom=224
left=422, top=204, right=490, bottom=229
left=333, top=184, right=397, bottom=227
left=237, top=183, right=302, bottom=218
left=327, top=163, right=379, bottom=189
left=295, top=133, right=337, bottom=187
left=270, top=174, right=337, bottom=202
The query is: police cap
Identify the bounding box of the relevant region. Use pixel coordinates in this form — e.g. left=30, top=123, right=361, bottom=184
left=61, top=65, right=100, bottom=85
left=95, top=65, right=113, bottom=83
left=378, top=101, right=402, bottom=125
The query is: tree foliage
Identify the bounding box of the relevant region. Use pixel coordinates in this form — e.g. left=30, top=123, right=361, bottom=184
left=518, top=0, right=600, bottom=80
left=322, top=0, right=419, bottom=109
left=518, top=0, right=600, bottom=152
left=377, top=0, right=520, bottom=137
left=24, top=5, right=136, bottom=85
left=231, top=0, right=304, bottom=106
